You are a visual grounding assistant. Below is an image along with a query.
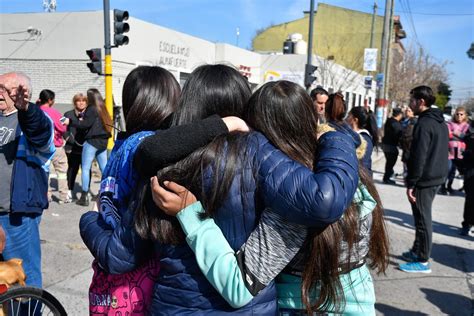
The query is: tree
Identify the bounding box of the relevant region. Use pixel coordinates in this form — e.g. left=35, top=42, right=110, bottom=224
left=463, top=98, right=474, bottom=113
left=313, top=34, right=365, bottom=92
left=389, top=43, right=449, bottom=107
left=435, top=82, right=452, bottom=110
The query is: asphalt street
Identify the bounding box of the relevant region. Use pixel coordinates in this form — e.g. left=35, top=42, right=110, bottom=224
left=38, top=152, right=473, bottom=315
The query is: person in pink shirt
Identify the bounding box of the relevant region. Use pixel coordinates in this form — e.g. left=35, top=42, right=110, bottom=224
left=39, top=89, right=71, bottom=204
left=443, top=107, right=470, bottom=194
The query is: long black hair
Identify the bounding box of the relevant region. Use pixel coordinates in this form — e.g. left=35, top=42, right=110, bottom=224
left=134, top=64, right=252, bottom=243
left=349, top=106, right=379, bottom=145
left=122, top=66, right=180, bottom=134
left=172, top=64, right=251, bottom=126
left=39, top=89, right=55, bottom=105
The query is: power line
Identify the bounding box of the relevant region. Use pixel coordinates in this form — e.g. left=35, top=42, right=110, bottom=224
left=399, top=0, right=420, bottom=45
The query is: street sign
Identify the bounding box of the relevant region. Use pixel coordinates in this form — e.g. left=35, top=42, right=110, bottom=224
left=364, top=76, right=373, bottom=89
left=376, top=73, right=384, bottom=88
left=364, top=48, right=378, bottom=72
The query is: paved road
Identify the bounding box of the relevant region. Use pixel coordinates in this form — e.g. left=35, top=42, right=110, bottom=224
left=39, top=153, right=473, bottom=315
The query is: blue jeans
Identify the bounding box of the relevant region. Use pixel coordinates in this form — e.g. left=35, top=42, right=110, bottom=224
left=0, top=212, right=42, bottom=287
left=81, top=141, right=107, bottom=192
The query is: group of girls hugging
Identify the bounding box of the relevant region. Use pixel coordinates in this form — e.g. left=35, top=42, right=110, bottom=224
left=80, top=63, right=389, bottom=315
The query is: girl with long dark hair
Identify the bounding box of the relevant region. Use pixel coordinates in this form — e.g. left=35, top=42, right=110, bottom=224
left=151, top=87, right=388, bottom=315
left=81, top=66, right=360, bottom=314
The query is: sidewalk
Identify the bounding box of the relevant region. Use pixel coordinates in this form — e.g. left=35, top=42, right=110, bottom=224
left=371, top=153, right=473, bottom=315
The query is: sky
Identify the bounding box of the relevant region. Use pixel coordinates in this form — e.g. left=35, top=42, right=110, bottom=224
left=1, top=0, right=473, bottom=104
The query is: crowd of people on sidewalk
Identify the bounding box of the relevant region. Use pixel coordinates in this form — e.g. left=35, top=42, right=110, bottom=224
left=0, top=66, right=471, bottom=315
left=37, top=88, right=112, bottom=206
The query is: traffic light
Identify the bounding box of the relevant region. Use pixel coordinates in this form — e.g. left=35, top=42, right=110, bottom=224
left=86, top=48, right=102, bottom=74
left=114, top=9, right=129, bottom=46
left=304, top=64, right=318, bottom=88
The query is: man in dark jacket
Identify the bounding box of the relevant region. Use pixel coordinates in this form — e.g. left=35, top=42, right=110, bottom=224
left=382, top=107, right=403, bottom=184
left=0, top=72, right=55, bottom=287
left=399, top=85, right=448, bottom=273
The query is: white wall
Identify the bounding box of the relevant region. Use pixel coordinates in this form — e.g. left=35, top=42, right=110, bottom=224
left=0, top=11, right=376, bottom=110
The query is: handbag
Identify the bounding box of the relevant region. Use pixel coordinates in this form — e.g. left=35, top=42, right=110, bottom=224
left=88, top=258, right=159, bottom=315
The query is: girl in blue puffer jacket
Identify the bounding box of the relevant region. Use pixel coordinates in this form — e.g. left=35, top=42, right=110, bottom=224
left=81, top=65, right=360, bottom=315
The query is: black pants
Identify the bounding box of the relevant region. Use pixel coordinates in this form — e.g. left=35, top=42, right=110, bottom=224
left=462, top=176, right=474, bottom=228
left=383, top=151, right=398, bottom=181
left=410, top=185, right=439, bottom=262
left=66, top=152, right=82, bottom=191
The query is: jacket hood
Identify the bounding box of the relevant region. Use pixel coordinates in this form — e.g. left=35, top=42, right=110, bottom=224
left=419, top=108, right=445, bottom=123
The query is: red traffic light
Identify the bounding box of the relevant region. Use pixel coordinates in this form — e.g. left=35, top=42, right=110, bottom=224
left=86, top=48, right=102, bottom=74
left=86, top=48, right=101, bottom=61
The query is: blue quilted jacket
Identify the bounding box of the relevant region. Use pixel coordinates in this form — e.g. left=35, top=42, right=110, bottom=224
left=10, top=103, right=55, bottom=214
left=80, top=130, right=359, bottom=315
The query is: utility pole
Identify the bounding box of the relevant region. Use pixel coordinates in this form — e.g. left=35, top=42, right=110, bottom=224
left=376, top=0, right=393, bottom=126
left=103, top=0, right=114, bottom=150
left=305, top=0, right=317, bottom=92
left=369, top=1, right=377, bottom=49
left=383, top=0, right=395, bottom=104
left=365, top=1, right=377, bottom=107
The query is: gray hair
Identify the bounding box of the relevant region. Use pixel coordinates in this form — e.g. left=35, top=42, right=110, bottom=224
left=1, top=71, right=33, bottom=98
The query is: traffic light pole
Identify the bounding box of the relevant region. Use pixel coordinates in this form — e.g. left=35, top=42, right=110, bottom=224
left=305, top=0, right=315, bottom=92
left=103, top=0, right=114, bottom=150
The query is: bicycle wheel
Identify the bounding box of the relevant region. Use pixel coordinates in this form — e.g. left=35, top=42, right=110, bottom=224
left=0, top=286, right=67, bottom=316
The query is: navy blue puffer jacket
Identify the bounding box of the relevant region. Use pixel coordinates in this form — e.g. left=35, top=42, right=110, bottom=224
left=80, top=130, right=359, bottom=315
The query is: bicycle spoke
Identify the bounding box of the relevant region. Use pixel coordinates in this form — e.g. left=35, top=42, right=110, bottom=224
left=15, top=298, right=20, bottom=316
left=33, top=298, right=39, bottom=315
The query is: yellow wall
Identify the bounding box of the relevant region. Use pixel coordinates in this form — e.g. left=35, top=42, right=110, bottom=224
left=253, top=3, right=385, bottom=74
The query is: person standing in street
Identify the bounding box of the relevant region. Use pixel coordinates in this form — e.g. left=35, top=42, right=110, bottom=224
left=39, top=89, right=71, bottom=204
left=400, top=107, right=417, bottom=182
left=399, top=85, right=449, bottom=273
left=382, top=107, right=403, bottom=184
left=443, top=107, right=469, bottom=194
left=0, top=72, right=55, bottom=288
left=64, top=93, right=88, bottom=201
left=459, top=119, right=474, bottom=236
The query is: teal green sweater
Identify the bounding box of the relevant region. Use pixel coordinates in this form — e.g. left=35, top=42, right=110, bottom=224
left=177, top=185, right=376, bottom=312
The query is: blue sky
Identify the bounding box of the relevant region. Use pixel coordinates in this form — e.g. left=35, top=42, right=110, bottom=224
left=1, top=0, right=473, bottom=104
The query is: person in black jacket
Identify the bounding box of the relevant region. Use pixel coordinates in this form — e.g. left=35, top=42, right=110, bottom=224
left=64, top=93, right=89, bottom=200
left=399, top=85, right=449, bottom=273
left=460, top=120, right=474, bottom=236
left=382, top=107, right=403, bottom=184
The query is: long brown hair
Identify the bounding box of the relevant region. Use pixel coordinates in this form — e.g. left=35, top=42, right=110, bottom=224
left=301, top=93, right=389, bottom=314
left=87, top=88, right=113, bottom=134
left=245, top=81, right=318, bottom=167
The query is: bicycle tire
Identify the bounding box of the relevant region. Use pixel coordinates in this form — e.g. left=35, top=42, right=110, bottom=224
left=0, top=286, right=67, bottom=316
